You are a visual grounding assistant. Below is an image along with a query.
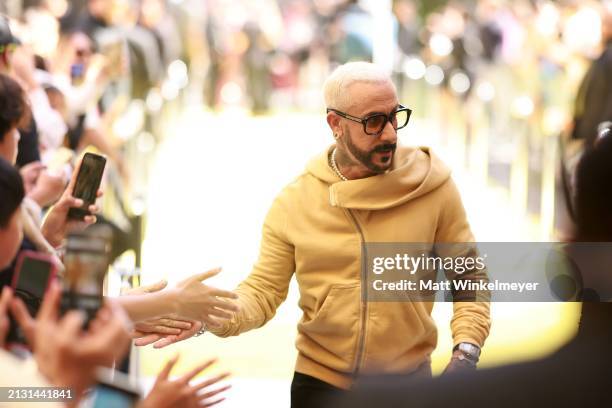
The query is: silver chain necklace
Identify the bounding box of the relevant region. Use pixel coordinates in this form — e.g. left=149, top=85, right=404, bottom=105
left=331, top=148, right=349, bottom=181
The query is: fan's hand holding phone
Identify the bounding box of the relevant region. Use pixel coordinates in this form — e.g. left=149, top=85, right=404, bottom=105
left=6, top=250, right=59, bottom=347
left=67, top=153, right=106, bottom=221
left=61, top=225, right=112, bottom=327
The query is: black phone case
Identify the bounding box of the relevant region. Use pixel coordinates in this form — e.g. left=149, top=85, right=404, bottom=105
left=67, top=153, right=106, bottom=220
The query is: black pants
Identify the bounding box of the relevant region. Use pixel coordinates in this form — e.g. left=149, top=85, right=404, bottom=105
left=291, top=372, right=345, bottom=408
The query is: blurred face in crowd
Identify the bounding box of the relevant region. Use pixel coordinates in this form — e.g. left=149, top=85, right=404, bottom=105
left=0, top=74, right=27, bottom=162
left=140, top=0, right=165, bottom=28
left=393, top=0, right=417, bottom=25
left=0, top=207, right=23, bottom=269
left=0, top=127, right=20, bottom=165
left=603, top=4, right=612, bottom=42
left=335, top=80, right=399, bottom=174
left=70, top=32, right=93, bottom=68
left=88, top=0, right=114, bottom=22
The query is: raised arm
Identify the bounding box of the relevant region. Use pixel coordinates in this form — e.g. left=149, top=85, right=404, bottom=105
left=117, top=268, right=239, bottom=325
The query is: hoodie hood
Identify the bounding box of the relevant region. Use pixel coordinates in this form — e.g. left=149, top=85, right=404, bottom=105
left=306, top=144, right=451, bottom=210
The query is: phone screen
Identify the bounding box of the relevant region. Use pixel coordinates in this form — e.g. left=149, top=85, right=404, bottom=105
left=91, top=384, right=139, bottom=408
left=15, top=256, right=52, bottom=298
left=8, top=252, right=55, bottom=346
left=68, top=153, right=106, bottom=219
left=61, top=226, right=112, bottom=326
left=90, top=367, right=141, bottom=408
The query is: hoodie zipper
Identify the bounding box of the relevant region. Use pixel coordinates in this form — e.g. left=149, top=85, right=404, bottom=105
left=345, top=208, right=368, bottom=378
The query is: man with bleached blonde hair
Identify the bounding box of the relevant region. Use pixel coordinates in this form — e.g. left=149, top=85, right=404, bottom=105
left=158, top=61, right=491, bottom=408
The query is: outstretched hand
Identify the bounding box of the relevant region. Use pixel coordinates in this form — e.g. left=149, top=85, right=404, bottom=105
left=125, top=279, right=195, bottom=342
left=171, top=268, right=239, bottom=327
left=134, top=318, right=208, bottom=349
left=139, top=355, right=230, bottom=408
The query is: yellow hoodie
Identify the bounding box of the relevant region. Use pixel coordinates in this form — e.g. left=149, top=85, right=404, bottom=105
left=211, top=145, right=490, bottom=389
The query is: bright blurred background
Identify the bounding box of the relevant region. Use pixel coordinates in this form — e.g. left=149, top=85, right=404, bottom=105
left=3, top=0, right=608, bottom=406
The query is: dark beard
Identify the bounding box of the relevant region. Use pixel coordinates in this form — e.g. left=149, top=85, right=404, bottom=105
left=344, top=134, right=396, bottom=174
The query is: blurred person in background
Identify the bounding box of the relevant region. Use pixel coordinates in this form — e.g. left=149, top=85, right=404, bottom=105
left=0, top=13, right=40, bottom=168
left=242, top=21, right=273, bottom=114
left=138, top=0, right=183, bottom=70
left=1, top=19, right=67, bottom=174
left=202, top=0, right=223, bottom=109
left=571, top=1, right=612, bottom=149
left=329, top=0, right=373, bottom=65
left=51, top=28, right=131, bottom=185
left=75, top=0, right=114, bottom=43
left=392, top=0, right=421, bottom=95
left=0, top=15, right=66, bottom=210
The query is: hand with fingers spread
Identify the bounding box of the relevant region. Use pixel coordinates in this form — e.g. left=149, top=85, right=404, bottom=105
left=170, top=268, right=239, bottom=326
left=139, top=355, right=231, bottom=408
left=20, top=282, right=131, bottom=401
left=123, top=280, right=196, bottom=342
left=41, top=157, right=103, bottom=247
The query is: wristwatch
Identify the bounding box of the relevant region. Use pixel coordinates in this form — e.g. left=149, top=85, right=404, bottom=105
left=453, top=342, right=481, bottom=364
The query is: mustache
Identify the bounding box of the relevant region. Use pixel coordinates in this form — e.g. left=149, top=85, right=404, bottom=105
left=373, top=143, right=397, bottom=153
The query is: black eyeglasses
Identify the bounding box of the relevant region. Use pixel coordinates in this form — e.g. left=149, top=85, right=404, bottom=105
left=326, top=104, right=412, bottom=136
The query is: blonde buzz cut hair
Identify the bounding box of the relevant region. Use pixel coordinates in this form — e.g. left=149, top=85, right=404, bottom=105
left=323, top=62, right=394, bottom=111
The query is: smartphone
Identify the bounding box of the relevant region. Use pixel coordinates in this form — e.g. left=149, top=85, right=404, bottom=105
left=67, top=152, right=106, bottom=220
left=61, top=225, right=112, bottom=327
left=89, top=367, right=141, bottom=408
left=6, top=251, right=59, bottom=346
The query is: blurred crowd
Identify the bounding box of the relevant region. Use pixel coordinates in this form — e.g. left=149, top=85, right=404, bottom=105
left=0, top=0, right=236, bottom=406
left=3, top=0, right=607, bottom=119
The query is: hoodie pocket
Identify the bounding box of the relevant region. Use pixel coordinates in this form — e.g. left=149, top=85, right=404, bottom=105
left=297, top=283, right=361, bottom=372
